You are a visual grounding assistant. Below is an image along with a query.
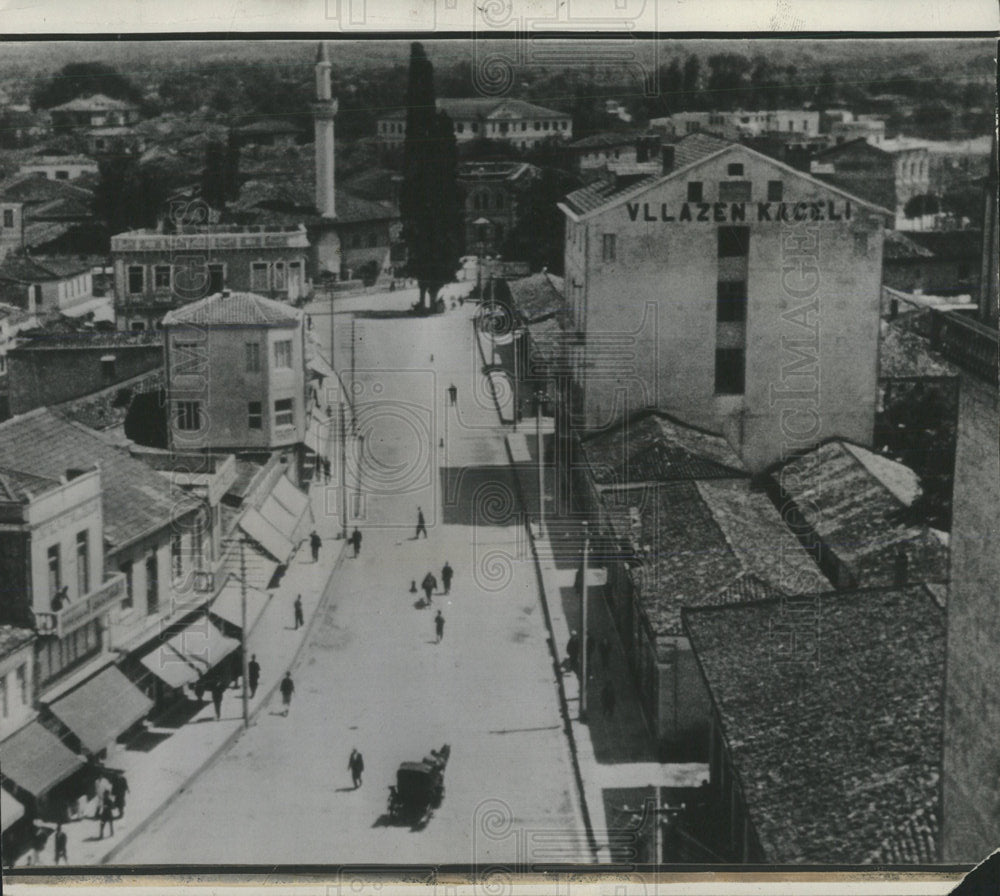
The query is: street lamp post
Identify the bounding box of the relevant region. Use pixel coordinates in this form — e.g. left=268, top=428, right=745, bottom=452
left=536, top=389, right=546, bottom=535
left=339, top=401, right=348, bottom=539
left=513, top=328, right=520, bottom=433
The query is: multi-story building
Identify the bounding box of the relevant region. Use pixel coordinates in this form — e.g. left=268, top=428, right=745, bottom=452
left=48, top=94, right=139, bottom=132
left=557, top=133, right=890, bottom=473
left=830, top=118, right=886, bottom=147
left=0, top=254, right=94, bottom=319
left=565, top=133, right=662, bottom=177
left=0, top=303, right=37, bottom=379
left=110, top=224, right=311, bottom=331
left=810, top=137, right=930, bottom=220
left=161, top=290, right=308, bottom=461
left=17, top=156, right=99, bottom=182
left=650, top=110, right=819, bottom=141
left=0, top=173, right=97, bottom=260
left=458, top=161, right=540, bottom=256
left=376, top=98, right=572, bottom=150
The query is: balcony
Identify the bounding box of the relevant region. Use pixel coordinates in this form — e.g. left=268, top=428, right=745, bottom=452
left=35, top=572, right=127, bottom=639
left=929, top=309, right=999, bottom=385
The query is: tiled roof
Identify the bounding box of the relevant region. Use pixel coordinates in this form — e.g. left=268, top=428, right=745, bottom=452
left=232, top=175, right=397, bottom=225
left=0, top=465, right=61, bottom=501
left=49, top=93, right=135, bottom=113
left=563, top=172, right=660, bottom=216
left=162, top=291, right=302, bottom=327
left=568, top=132, right=638, bottom=150
left=879, top=318, right=959, bottom=379
left=771, top=440, right=950, bottom=585
left=671, top=132, right=732, bottom=169
left=29, top=196, right=93, bottom=221
left=0, top=624, right=35, bottom=658
left=0, top=253, right=88, bottom=284
left=484, top=98, right=570, bottom=120
left=683, top=585, right=945, bottom=864
left=0, top=408, right=199, bottom=551
left=237, top=118, right=299, bottom=135
left=581, top=411, right=747, bottom=487
left=905, top=229, right=982, bottom=260
left=0, top=172, right=93, bottom=205
left=341, top=167, right=401, bottom=203
left=883, top=229, right=935, bottom=260
left=509, top=272, right=568, bottom=323
left=386, top=97, right=569, bottom=122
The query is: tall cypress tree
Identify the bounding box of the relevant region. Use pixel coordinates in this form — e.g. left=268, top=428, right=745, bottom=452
left=400, top=43, right=462, bottom=312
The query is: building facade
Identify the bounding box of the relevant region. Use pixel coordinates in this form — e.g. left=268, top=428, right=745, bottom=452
left=111, top=224, right=310, bottom=331
left=48, top=94, right=138, bottom=132
left=458, top=161, right=539, bottom=256
left=161, top=291, right=308, bottom=456
left=17, top=157, right=99, bottom=182
left=558, top=138, right=889, bottom=473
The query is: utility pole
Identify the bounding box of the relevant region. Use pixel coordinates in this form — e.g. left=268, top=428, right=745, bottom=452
left=536, top=390, right=545, bottom=535
left=238, top=538, right=249, bottom=729
left=329, top=289, right=336, bottom=377
left=350, top=316, right=357, bottom=433
left=513, top=328, right=520, bottom=432
left=580, top=520, right=589, bottom=721
left=339, top=401, right=347, bottom=539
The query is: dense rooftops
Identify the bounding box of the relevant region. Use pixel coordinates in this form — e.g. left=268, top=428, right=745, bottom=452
left=683, top=584, right=945, bottom=864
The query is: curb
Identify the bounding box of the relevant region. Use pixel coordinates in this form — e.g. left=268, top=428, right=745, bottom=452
left=101, top=535, right=350, bottom=865
left=473, top=317, right=599, bottom=861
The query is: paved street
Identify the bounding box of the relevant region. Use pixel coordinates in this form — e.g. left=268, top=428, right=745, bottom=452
left=116, top=286, right=590, bottom=865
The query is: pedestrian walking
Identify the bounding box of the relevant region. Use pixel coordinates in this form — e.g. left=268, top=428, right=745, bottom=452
left=111, top=773, right=129, bottom=818
left=601, top=680, right=616, bottom=717
left=97, top=793, right=115, bottom=839
left=248, top=654, right=261, bottom=699
left=210, top=680, right=225, bottom=720
left=294, top=594, right=304, bottom=629
left=348, top=748, right=365, bottom=788
left=415, top=506, right=427, bottom=539
left=310, top=530, right=321, bottom=562
left=448, top=383, right=458, bottom=406
left=279, top=671, right=295, bottom=716
left=566, top=631, right=580, bottom=672
left=421, top=572, right=437, bottom=605
left=307, top=313, right=313, bottom=330
left=441, top=561, right=453, bottom=595
left=351, top=527, right=362, bottom=558
left=599, top=636, right=611, bottom=671
left=53, top=823, right=68, bottom=864
left=434, top=610, right=445, bottom=643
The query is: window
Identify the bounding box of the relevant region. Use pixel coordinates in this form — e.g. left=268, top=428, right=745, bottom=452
left=76, top=530, right=90, bottom=597
left=717, top=280, right=748, bottom=322
left=248, top=400, right=263, bottom=429
left=120, top=561, right=133, bottom=608
left=727, top=163, right=744, bottom=176
left=718, top=226, right=750, bottom=258
left=562, top=121, right=568, bottom=130
left=130, top=321, right=146, bottom=332
left=456, top=122, right=464, bottom=133
left=273, top=339, right=293, bottom=369
left=3, top=209, right=13, bottom=228
left=602, top=234, right=617, bottom=263
left=127, top=265, right=144, bottom=294
left=715, top=348, right=746, bottom=395
left=534, top=122, right=540, bottom=131
left=146, top=553, right=158, bottom=615
left=521, top=122, right=527, bottom=131
left=471, top=123, right=478, bottom=133
left=687, top=181, right=703, bottom=202
left=176, top=400, right=202, bottom=431
left=251, top=261, right=269, bottom=291
left=55, top=170, right=69, bottom=180
left=273, top=261, right=287, bottom=291
left=367, top=232, right=378, bottom=248
left=101, top=356, right=116, bottom=383
left=854, top=232, right=869, bottom=256
left=171, top=531, right=183, bottom=581
left=154, top=265, right=171, bottom=289
left=47, top=544, right=61, bottom=601
left=15, top=664, right=27, bottom=706
left=274, top=398, right=294, bottom=427
left=245, top=341, right=261, bottom=373
left=719, top=181, right=751, bottom=203
left=767, top=180, right=784, bottom=202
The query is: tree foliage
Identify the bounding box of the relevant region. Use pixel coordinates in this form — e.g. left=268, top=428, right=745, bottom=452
left=501, top=167, right=579, bottom=275
left=400, top=43, right=463, bottom=311
left=32, top=61, right=143, bottom=110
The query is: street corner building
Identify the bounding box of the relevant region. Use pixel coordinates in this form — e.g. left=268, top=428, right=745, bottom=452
left=558, top=133, right=893, bottom=473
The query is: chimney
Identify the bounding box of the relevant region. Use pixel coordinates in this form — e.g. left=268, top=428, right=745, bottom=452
left=314, top=42, right=338, bottom=219
left=661, top=145, right=676, bottom=175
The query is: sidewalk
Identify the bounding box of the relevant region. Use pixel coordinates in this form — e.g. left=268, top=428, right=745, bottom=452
left=472, top=319, right=708, bottom=862
left=31, top=480, right=346, bottom=867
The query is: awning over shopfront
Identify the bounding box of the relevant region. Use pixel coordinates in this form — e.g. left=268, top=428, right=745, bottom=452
left=139, top=642, right=201, bottom=689
left=1, top=787, right=25, bottom=831
left=222, top=537, right=278, bottom=593
left=271, top=475, right=312, bottom=536
left=0, top=721, right=84, bottom=799
left=47, top=666, right=153, bottom=755
left=209, top=576, right=270, bottom=634
left=239, top=507, right=294, bottom=563
left=139, top=619, right=240, bottom=689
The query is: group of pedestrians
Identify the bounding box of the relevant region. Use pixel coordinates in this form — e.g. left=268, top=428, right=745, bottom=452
left=93, top=772, right=130, bottom=841
left=408, top=508, right=453, bottom=644
left=566, top=630, right=617, bottom=717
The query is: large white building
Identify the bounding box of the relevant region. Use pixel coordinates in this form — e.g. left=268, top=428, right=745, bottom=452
left=376, top=98, right=572, bottom=150
left=557, top=133, right=891, bottom=473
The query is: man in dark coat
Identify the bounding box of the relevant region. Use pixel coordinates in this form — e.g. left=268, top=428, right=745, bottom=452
left=566, top=631, right=580, bottom=672
left=97, top=793, right=115, bottom=839
left=280, top=671, right=295, bottom=716
left=441, top=561, right=453, bottom=595
left=210, top=680, right=225, bottom=720
left=351, top=527, right=362, bottom=558
left=415, top=506, right=427, bottom=538
left=53, top=823, right=68, bottom=864
left=293, top=594, right=304, bottom=629
left=435, top=610, right=445, bottom=643
left=248, top=654, right=261, bottom=699
left=421, top=572, right=437, bottom=605
left=310, top=530, right=322, bottom=561
left=448, top=383, right=458, bottom=406
left=348, top=748, right=365, bottom=788
left=111, top=774, right=130, bottom=818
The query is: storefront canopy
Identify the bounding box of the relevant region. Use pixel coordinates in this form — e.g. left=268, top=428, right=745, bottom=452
left=209, top=577, right=270, bottom=634
left=1, top=787, right=25, bottom=831
left=139, top=642, right=201, bottom=690
left=0, top=721, right=84, bottom=799
left=47, top=666, right=153, bottom=755
left=239, top=507, right=294, bottom=564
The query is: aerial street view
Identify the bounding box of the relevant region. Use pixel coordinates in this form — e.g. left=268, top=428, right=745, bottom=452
left=0, top=32, right=996, bottom=873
